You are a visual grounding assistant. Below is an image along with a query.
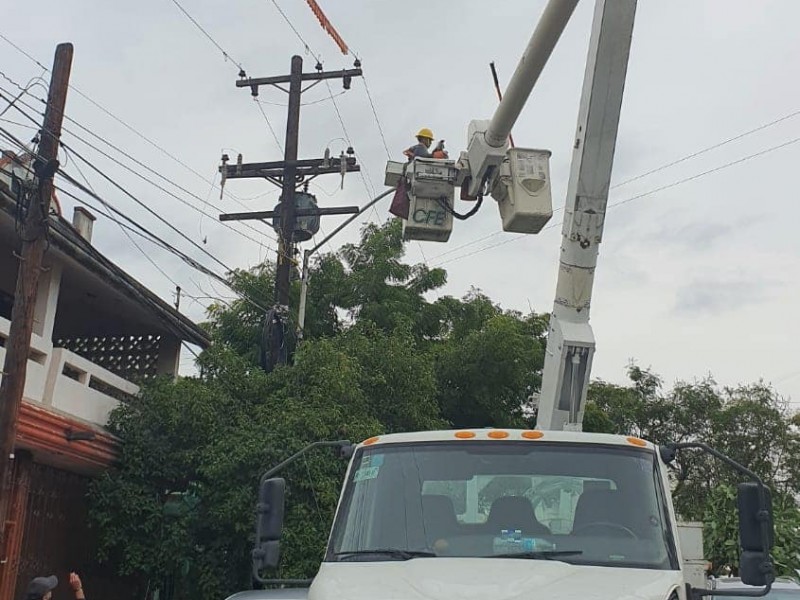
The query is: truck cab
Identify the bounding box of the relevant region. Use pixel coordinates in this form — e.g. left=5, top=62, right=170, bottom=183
left=248, top=429, right=774, bottom=600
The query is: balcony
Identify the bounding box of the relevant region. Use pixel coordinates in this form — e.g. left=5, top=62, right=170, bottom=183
left=0, top=316, right=139, bottom=427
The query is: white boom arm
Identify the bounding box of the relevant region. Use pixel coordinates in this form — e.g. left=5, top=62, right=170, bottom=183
left=463, top=0, right=579, bottom=198
left=535, top=0, right=637, bottom=431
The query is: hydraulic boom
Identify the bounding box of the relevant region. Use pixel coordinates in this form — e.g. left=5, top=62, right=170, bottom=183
left=535, top=0, right=637, bottom=431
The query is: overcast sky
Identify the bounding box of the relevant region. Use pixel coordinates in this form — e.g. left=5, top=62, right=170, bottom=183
left=3, top=0, right=799, bottom=406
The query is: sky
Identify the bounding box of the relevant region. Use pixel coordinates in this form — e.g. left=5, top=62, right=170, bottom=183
left=2, top=0, right=799, bottom=407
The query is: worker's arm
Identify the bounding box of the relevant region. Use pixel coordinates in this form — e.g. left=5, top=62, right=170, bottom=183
left=404, top=143, right=432, bottom=159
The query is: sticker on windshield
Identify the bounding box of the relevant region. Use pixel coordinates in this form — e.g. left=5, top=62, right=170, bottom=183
left=353, top=466, right=380, bottom=482
left=361, top=454, right=384, bottom=469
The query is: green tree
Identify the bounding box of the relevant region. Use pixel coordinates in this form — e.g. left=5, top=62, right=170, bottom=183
left=587, top=366, right=800, bottom=576
left=433, top=311, right=547, bottom=428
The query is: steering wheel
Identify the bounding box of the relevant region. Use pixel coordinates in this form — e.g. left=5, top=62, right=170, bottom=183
left=572, top=521, right=638, bottom=540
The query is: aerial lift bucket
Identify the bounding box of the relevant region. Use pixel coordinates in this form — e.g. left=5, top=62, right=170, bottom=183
left=385, top=158, right=457, bottom=242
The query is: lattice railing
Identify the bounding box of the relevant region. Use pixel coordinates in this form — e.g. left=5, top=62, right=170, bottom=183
left=54, top=333, right=162, bottom=382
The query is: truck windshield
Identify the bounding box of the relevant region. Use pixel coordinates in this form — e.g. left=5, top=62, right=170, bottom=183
left=326, top=441, right=678, bottom=570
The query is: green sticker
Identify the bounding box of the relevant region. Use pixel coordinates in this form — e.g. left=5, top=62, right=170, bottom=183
left=354, top=466, right=380, bottom=482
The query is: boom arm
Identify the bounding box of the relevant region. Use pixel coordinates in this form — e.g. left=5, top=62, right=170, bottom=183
left=535, top=0, right=637, bottom=431
left=463, top=0, right=579, bottom=198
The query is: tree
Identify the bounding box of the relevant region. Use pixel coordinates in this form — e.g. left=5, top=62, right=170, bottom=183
left=586, top=366, right=800, bottom=576
left=433, top=311, right=546, bottom=428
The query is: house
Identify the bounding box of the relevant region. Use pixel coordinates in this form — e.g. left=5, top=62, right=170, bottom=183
left=0, top=158, right=210, bottom=600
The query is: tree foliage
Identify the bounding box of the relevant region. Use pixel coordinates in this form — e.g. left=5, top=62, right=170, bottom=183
left=90, top=219, right=544, bottom=599
left=586, top=364, right=800, bottom=575
left=89, top=218, right=800, bottom=595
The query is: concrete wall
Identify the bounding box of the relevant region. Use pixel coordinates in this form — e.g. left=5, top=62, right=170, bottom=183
left=0, top=316, right=140, bottom=427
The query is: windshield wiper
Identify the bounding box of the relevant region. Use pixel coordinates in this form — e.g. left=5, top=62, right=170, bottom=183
left=487, top=550, right=583, bottom=560
left=334, top=549, right=437, bottom=561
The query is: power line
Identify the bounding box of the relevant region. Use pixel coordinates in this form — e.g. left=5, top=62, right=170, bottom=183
left=168, top=0, right=245, bottom=72
left=431, top=133, right=800, bottom=267
left=612, top=107, right=800, bottom=190
left=0, top=32, right=249, bottom=204
left=52, top=180, right=271, bottom=314
left=55, top=142, right=237, bottom=274
left=267, top=0, right=322, bottom=63
left=256, top=91, right=346, bottom=107
left=62, top=145, right=183, bottom=289
left=254, top=97, right=284, bottom=153
left=361, top=74, right=391, bottom=159
left=428, top=108, right=800, bottom=265
left=0, top=87, right=280, bottom=250
left=0, top=105, right=274, bottom=317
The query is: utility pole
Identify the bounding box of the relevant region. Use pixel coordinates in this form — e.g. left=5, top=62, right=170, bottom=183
left=220, top=55, right=363, bottom=372
left=275, top=56, right=302, bottom=310
left=0, top=43, right=73, bottom=541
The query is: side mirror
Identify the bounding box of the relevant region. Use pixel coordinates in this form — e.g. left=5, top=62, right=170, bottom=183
left=737, top=482, right=774, bottom=586
left=339, top=443, right=355, bottom=459
left=252, top=477, right=286, bottom=572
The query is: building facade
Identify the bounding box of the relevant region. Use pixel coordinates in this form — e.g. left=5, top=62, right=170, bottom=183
left=0, top=166, right=209, bottom=600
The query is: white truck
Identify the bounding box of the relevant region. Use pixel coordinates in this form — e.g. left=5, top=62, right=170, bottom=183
left=242, top=431, right=773, bottom=600
left=231, top=0, right=778, bottom=598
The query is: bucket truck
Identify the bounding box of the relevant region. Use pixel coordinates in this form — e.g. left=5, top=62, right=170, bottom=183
left=229, top=1, right=777, bottom=599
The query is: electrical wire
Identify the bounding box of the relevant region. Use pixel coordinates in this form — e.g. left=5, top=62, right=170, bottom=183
left=428, top=107, right=800, bottom=264
left=52, top=180, right=271, bottom=314
left=0, top=85, right=282, bottom=250
left=256, top=91, right=346, bottom=107
left=2, top=158, right=240, bottom=322
left=267, top=0, right=323, bottom=64
left=361, top=74, right=391, bottom=159
left=0, top=98, right=278, bottom=318
left=0, top=32, right=249, bottom=204
left=430, top=133, right=800, bottom=268
left=63, top=144, right=183, bottom=290
left=611, top=108, right=800, bottom=190
left=168, top=0, right=245, bottom=72
left=255, top=98, right=284, bottom=153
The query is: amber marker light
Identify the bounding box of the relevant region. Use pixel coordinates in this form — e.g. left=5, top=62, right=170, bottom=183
left=455, top=431, right=476, bottom=439
left=487, top=430, right=509, bottom=439
left=521, top=430, right=544, bottom=440
left=363, top=436, right=380, bottom=446
left=626, top=436, right=647, bottom=447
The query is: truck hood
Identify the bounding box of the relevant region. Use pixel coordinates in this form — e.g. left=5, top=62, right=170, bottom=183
left=309, top=559, right=683, bottom=600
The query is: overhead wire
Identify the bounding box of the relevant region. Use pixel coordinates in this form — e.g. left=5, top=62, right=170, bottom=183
left=0, top=87, right=281, bottom=249
left=0, top=78, right=284, bottom=249
left=0, top=31, right=250, bottom=205
left=52, top=177, right=271, bottom=314
left=62, top=144, right=184, bottom=291
left=428, top=105, right=800, bottom=264
left=168, top=0, right=245, bottom=72
left=430, top=132, right=800, bottom=268
left=2, top=119, right=240, bottom=288
left=266, top=0, right=323, bottom=64
left=611, top=108, right=800, bottom=191
left=255, top=98, right=284, bottom=153
left=0, top=154, right=245, bottom=317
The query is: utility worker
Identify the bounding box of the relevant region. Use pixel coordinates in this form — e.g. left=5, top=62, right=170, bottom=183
left=403, top=128, right=435, bottom=160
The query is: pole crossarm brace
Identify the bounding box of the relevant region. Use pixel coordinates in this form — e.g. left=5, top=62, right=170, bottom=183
left=220, top=156, right=359, bottom=181
left=220, top=206, right=359, bottom=222
left=238, top=68, right=363, bottom=89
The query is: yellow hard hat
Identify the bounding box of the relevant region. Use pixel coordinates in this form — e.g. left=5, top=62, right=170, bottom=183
left=416, top=127, right=434, bottom=140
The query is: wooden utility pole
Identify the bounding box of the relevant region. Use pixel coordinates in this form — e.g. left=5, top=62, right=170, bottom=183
left=220, top=55, right=363, bottom=371
left=275, top=56, right=302, bottom=309
left=0, top=43, right=73, bottom=539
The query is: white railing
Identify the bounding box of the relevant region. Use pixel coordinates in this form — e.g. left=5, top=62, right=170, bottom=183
left=0, top=316, right=139, bottom=427
left=0, top=315, right=49, bottom=402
